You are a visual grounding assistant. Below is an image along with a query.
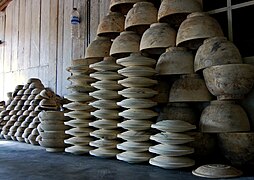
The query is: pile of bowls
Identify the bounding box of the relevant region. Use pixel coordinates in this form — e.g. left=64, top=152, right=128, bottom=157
left=64, top=58, right=98, bottom=155
left=149, top=119, right=196, bottom=169
left=38, top=111, right=69, bottom=152
left=0, top=79, right=45, bottom=143
left=89, top=57, right=123, bottom=158
left=116, top=53, right=158, bottom=163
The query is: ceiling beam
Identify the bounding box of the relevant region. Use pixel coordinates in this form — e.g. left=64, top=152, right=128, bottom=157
left=0, top=0, right=12, bottom=11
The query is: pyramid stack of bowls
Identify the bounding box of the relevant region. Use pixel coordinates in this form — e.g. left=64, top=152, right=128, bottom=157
left=0, top=101, right=5, bottom=138
left=89, top=57, right=123, bottom=158
left=0, top=78, right=64, bottom=147
left=0, top=85, right=23, bottom=139
left=1, top=79, right=45, bottom=142
left=64, top=58, right=99, bottom=155
left=13, top=78, right=44, bottom=143
left=0, top=100, right=5, bottom=112
left=38, top=110, right=69, bottom=152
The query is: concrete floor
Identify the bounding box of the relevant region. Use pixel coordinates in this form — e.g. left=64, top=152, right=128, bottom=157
left=0, top=139, right=253, bottom=180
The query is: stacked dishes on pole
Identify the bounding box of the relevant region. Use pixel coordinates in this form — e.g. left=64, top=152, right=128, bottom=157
left=89, top=57, right=123, bottom=158
left=109, top=1, right=159, bottom=163
left=116, top=53, right=158, bottom=163
left=64, top=58, right=99, bottom=155
left=87, top=10, right=126, bottom=158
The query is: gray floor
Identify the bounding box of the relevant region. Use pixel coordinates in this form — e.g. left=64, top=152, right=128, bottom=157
left=0, top=139, right=253, bottom=180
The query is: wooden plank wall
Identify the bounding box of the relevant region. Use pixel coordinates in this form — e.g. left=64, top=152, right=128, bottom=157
left=0, top=0, right=111, bottom=101
left=0, top=11, right=5, bottom=100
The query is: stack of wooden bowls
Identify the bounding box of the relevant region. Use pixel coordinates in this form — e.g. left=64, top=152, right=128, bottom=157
left=14, top=79, right=45, bottom=143
left=149, top=119, right=196, bottom=169
left=0, top=78, right=64, bottom=147
left=0, top=85, right=23, bottom=139
left=116, top=53, right=158, bottom=163
left=0, top=101, right=5, bottom=138
left=64, top=58, right=98, bottom=155
left=84, top=7, right=126, bottom=158
left=6, top=92, right=13, bottom=106
left=89, top=57, right=123, bottom=158
left=38, top=111, right=69, bottom=152
left=195, top=37, right=254, bottom=134
left=0, top=79, right=45, bottom=142
left=193, top=36, right=254, bottom=166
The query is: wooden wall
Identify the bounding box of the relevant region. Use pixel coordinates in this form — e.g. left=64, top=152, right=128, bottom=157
left=0, top=0, right=111, bottom=101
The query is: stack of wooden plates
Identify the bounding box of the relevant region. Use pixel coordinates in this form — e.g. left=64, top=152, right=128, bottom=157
left=64, top=58, right=98, bottom=155
left=38, top=111, right=69, bottom=152
left=149, top=119, right=196, bottom=169
left=116, top=53, right=158, bottom=163
left=89, top=57, right=123, bottom=158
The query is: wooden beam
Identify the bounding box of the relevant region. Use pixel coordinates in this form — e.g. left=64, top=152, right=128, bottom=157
left=0, top=0, right=12, bottom=11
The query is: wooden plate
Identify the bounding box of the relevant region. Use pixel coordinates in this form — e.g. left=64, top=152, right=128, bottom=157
left=64, top=119, right=91, bottom=128
left=149, top=144, right=194, bottom=156
left=89, top=139, right=119, bottom=149
left=151, top=120, right=196, bottom=132
left=118, top=88, right=158, bottom=98
left=89, top=99, right=119, bottom=109
left=91, top=80, right=123, bottom=90
left=67, top=74, right=95, bottom=85
left=66, top=85, right=95, bottom=93
left=89, top=89, right=121, bottom=100
left=89, top=60, right=122, bottom=71
left=64, top=92, right=94, bottom=102
left=90, top=71, right=123, bottom=80
left=117, top=98, right=157, bottom=108
left=116, top=56, right=156, bottom=67
left=63, top=102, right=94, bottom=111
left=150, top=132, right=194, bottom=145
left=90, top=129, right=120, bottom=139
left=117, top=141, right=152, bottom=152
left=91, top=109, right=120, bottom=119
left=65, top=145, right=93, bottom=155
left=149, top=156, right=195, bottom=169
left=118, top=66, right=156, bottom=77
left=118, top=77, right=157, bottom=88
left=89, top=148, right=120, bottom=158
left=116, top=151, right=152, bottom=163
left=65, top=127, right=93, bottom=136
left=89, top=119, right=118, bottom=129
left=64, top=110, right=92, bottom=119
left=64, top=136, right=93, bottom=146
left=119, top=109, right=158, bottom=120
left=117, top=120, right=153, bottom=131
left=117, top=130, right=152, bottom=142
